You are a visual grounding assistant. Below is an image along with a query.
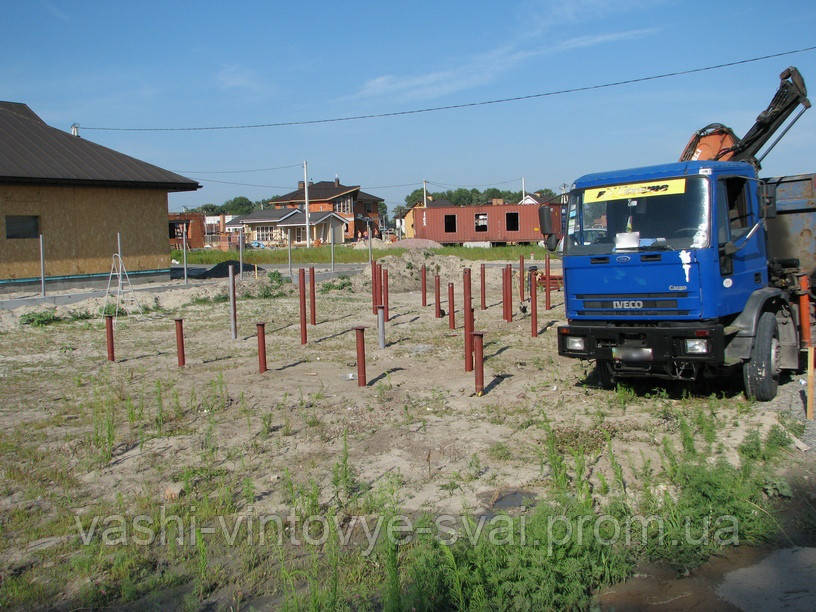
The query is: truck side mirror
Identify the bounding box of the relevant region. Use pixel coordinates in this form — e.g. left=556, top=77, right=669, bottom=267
left=760, top=182, right=777, bottom=219
left=538, top=205, right=553, bottom=234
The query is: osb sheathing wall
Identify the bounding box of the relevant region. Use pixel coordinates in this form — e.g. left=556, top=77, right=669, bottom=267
left=0, top=184, right=169, bottom=279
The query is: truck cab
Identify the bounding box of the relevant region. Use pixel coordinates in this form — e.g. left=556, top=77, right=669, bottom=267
left=557, top=160, right=801, bottom=399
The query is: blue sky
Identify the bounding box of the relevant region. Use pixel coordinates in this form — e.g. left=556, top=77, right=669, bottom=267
left=4, top=1, right=816, bottom=213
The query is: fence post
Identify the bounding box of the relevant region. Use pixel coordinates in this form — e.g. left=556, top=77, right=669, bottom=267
left=229, top=264, right=237, bottom=340
left=257, top=322, right=267, bottom=373
left=354, top=326, right=367, bottom=386
left=473, top=331, right=485, bottom=396
left=175, top=318, right=185, bottom=367
left=299, top=268, right=307, bottom=344
left=105, top=314, right=115, bottom=362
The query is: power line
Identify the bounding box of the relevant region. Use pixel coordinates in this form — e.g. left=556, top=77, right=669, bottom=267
left=80, top=46, right=816, bottom=132
left=176, top=163, right=302, bottom=174
left=190, top=177, right=293, bottom=189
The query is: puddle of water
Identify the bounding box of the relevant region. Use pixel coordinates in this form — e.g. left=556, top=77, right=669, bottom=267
left=491, top=490, right=537, bottom=510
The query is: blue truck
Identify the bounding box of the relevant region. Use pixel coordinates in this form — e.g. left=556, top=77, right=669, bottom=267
left=556, top=67, right=813, bottom=401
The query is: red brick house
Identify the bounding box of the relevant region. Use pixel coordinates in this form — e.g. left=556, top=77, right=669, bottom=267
left=268, top=177, right=383, bottom=240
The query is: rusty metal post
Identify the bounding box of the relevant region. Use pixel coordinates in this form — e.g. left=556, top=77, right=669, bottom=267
left=545, top=253, right=552, bottom=311
left=174, top=318, right=185, bottom=367
left=257, top=322, right=267, bottom=373
left=798, top=273, right=811, bottom=348
left=464, top=268, right=473, bottom=371
left=299, top=268, right=307, bottom=344
left=530, top=270, right=538, bottom=338
left=448, top=283, right=455, bottom=329
left=501, top=266, right=508, bottom=321
left=434, top=274, right=441, bottom=318
left=421, top=264, right=427, bottom=307
left=383, top=268, right=390, bottom=322
left=505, top=264, right=513, bottom=322
left=519, top=255, right=525, bottom=301
left=229, top=264, right=237, bottom=340
left=473, top=331, right=485, bottom=396
left=309, top=266, right=316, bottom=325
left=354, top=326, right=367, bottom=386
left=480, top=263, right=486, bottom=310
left=105, top=314, right=115, bottom=362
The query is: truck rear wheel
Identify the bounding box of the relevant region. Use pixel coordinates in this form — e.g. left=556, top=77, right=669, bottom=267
left=743, top=312, right=780, bottom=401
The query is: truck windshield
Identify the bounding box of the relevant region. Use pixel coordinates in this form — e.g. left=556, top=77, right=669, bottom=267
left=565, top=177, right=709, bottom=254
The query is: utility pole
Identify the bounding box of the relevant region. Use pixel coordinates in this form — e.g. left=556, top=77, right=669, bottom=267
left=522, top=177, right=526, bottom=199
left=304, top=160, right=311, bottom=249
left=423, top=179, right=427, bottom=207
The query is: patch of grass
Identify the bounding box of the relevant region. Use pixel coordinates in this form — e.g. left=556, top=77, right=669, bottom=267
left=19, top=309, right=62, bottom=327
left=488, top=442, right=511, bottom=461
left=319, top=275, right=353, bottom=293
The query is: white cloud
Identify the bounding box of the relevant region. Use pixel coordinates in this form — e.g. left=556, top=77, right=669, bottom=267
left=353, top=26, right=657, bottom=102
left=215, top=65, right=272, bottom=94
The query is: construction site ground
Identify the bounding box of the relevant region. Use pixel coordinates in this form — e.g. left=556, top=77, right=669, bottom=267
left=0, top=249, right=813, bottom=609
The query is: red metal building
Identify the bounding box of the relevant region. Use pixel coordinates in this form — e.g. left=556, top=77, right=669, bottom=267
left=413, top=202, right=546, bottom=244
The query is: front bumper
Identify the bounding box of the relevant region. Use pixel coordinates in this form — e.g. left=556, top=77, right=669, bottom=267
left=557, top=322, right=726, bottom=378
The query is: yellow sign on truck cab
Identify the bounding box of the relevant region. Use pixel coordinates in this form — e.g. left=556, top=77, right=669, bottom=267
left=584, top=178, right=686, bottom=203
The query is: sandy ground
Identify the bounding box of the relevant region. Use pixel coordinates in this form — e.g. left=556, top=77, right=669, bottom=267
left=0, top=250, right=813, bottom=607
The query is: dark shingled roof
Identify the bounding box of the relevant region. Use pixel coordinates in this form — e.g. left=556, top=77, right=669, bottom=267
left=277, top=210, right=347, bottom=227
left=227, top=208, right=297, bottom=225
left=0, top=102, right=200, bottom=192
left=269, top=181, right=383, bottom=204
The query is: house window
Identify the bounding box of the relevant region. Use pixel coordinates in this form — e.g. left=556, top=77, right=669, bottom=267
left=256, top=225, right=276, bottom=241
left=506, top=212, right=519, bottom=232
left=294, top=227, right=305, bottom=242
left=334, top=196, right=353, bottom=215
left=5, top=215, right=40, bottom=239
left=444, top=214, right=457, bottom=233
left=169, top=220, right=188, bottom=240
left=475, top=213, right=488, bottom=232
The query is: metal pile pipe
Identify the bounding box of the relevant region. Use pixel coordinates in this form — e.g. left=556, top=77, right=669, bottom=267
left=299, top=268, right=307, bottom=344
left=545, top=253, right=552, bottom=311
left=175, top=318, right=185, bottom=367
left=530, top=270, right=538, bottom=338
left=464, top=268, right=473, bottom=371
left=354, top=326, right=367, bottom=386
left=473, top=331, right=485, bottom=395
left=371, top=260, right=378, bottom=314
left=105, top=314, right=115, bottom=362
left=309, top=266, right=316, bottom=325
left=480, top=263, right=486, bottom=310
left=421, top=264, right=427, bottom=307
left=377, top=306, right=386, bottom=349
left=383, top=269, right=390, bottom=322
left=229, top=264, right=237, bottom=340
left=257, top=322, right=267, bottom=373
left=448, top=283, right=455, bottom=329
left=434, top=274, right=442, bottom=318
left=519, top=255, right=525, bottom=301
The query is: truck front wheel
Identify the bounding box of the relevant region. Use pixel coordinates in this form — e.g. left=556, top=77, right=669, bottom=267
left=743, top=312, right=780, bottom=401
left=596, top=359, right=615, bottom=389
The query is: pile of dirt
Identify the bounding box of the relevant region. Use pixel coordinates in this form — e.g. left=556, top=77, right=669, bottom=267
left=351, top=250, right=506, bottom=293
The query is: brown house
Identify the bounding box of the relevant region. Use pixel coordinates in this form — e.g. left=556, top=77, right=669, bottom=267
left=268, top=177, right=383, bottom=240
left=0, top=102, right=199, bottom=287
left=413, top=201, right=546, bottom=245
left=169, top=212, right=205, bottom=249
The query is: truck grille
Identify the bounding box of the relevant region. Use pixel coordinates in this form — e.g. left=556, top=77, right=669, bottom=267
left=578, top=292, right=690, bottom=317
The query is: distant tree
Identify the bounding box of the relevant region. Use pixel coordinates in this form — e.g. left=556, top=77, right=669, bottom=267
left=404, top=188, right=425, bottom=206
left=378, top=202, right=388, bottom=226
left=391, top=205, right=408, bottom=220
left=196, top=203, right=220, bottom=214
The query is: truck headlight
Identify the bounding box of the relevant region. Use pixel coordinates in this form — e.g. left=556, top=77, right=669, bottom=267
left=566, top=336, right=585, bottom=351
left=685, top=339, right=709, bottom=354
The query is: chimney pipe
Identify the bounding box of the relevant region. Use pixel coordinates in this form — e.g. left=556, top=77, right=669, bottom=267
left=298, top=180, right=305, bottom=189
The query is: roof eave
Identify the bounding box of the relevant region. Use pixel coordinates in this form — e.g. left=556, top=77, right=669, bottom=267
left=0, top=175, right=201, bottom=192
